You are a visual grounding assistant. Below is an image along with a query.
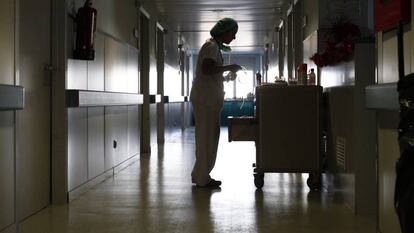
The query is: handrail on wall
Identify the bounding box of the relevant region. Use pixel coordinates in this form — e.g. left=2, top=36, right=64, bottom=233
left=66, top=90, right=144, bottom=107
left=149, top=94, right=162, bottom=104
left=0, top=84, right=24, bottom=111
left=365, top=82, right=399, bottom=111
left=163, top=95, right=187, bottom=103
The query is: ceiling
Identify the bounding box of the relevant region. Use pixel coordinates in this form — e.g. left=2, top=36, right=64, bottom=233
left=140, top=0, right=289, bottom=54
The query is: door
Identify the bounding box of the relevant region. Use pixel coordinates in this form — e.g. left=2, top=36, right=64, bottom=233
left=16, top=0, right=51, bottom=220
left=0, top=0, right=16, bottom=231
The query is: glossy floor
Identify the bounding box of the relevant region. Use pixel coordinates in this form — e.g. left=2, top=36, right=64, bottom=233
left=20, top=128, right=376, bottom=233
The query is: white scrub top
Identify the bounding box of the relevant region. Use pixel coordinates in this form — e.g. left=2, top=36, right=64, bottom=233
left=190, top=38, right=224, bottom=106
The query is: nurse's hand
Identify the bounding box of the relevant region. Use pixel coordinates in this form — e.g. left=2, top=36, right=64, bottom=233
left=228, top=64, right=242, bottom=73
left=229, top=71, right=237, bottom=81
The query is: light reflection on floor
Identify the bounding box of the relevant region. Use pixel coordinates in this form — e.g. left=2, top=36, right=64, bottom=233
left=19, top=127, right=376, bottom=233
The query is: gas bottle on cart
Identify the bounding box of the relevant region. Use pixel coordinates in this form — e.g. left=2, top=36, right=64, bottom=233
left=297, top=63, right=308, bottom=85
left=308, top=68, right=316, bottom=85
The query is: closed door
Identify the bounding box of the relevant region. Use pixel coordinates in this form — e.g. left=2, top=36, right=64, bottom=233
left=16, top=0, right=51, bottom=220
left=0, top=0, right=17, bottom=231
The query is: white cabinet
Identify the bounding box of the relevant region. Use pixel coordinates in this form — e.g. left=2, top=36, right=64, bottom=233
left=256, top=85, right=322, bottom=173
left=228, top=85, right=323, bottom=188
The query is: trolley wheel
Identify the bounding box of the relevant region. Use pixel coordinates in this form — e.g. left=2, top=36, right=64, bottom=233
left=254, top=173, right=264, bottom=189
left=307, top=173, right=322, bottom=190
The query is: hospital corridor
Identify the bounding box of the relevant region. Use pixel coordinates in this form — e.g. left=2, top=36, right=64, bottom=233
left=1, top=0, right=413, bottom=233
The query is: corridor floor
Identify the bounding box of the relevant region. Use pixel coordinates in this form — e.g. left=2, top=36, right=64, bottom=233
left=19, top=128, right=376, bottom=233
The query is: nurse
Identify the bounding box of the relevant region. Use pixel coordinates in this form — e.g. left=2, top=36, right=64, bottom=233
left=190, top=18, right=242, bottom=188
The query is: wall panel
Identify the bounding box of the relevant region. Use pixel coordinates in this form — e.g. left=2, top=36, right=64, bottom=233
left=150, top=56, right=157, bottom=95
left=320, top=61, right=355, bottom=87
left=127, top=105, right=140, bottom=157
left=105, top=38, right=128, bottom=92
left=170, top=103, right=182, bottom=131
left=127, top=46, right=139, bottom=93
left=87, top=33, right=105, bottom=91
left=0, top=0, right=15, bottom=85
left=68, top=108, right=88, bottom=190
left=165, top=102, right=183, bottom=138
left=92, top=0, right=137, bottom=45
left=381, top=35, right=399, bottom=83
left=385, top=31, right=413, bottom=78
left=0, top=112, right=14, bottom=230
left=105, top=106, right=128, bottom=169
left=67, top=59, right=87, bottom=89
left=87, top=107, right=105, bottom=179
left=116, top=107, right=128, bottom=164
left=183, top=102, right=193, bottom=128
left=164, top=104, right=171, bottom=136
left=150, top=104, right=158, bottom=146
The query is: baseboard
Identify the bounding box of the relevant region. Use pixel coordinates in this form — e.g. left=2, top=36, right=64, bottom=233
left=113, top=155, right=140, bottom=174
left=0, top=224, right=16, bottom=233
left=68, top=169, right=114, bottom=202
left=68, top=154, right=139, bottom=202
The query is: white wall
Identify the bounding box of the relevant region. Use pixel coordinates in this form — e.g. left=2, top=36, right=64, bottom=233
left=66, top=0, right=140, bottom=193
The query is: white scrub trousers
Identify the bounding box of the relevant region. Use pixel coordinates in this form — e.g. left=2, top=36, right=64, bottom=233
left=191, top=101, right=222, bottom=186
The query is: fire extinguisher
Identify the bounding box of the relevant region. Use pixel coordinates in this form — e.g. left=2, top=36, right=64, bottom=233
left=73, top=0, right=97, bottom=60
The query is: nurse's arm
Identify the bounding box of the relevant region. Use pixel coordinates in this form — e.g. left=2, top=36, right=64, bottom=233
left=202, top=58, right=241, bottom=75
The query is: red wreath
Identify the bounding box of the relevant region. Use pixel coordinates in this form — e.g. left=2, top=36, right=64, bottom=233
left=310, top=20, right=361, bottom=67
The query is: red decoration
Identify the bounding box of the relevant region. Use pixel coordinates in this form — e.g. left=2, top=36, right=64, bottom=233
left=374, top=0, right=411, bottom=32
left=310, top=20, right=361, bottom=67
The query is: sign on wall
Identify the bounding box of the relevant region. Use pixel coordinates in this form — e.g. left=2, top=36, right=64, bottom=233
left=374, top=0, right=411, bottom=32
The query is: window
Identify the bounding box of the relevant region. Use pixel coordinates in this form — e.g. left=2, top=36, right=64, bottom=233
left=224, top=70, right=254, bottom=99
left=164, top=64, right=181, bottom=97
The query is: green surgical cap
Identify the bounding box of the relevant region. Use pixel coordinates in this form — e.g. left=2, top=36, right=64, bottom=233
left=210, top=18, right=238, bottom=38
